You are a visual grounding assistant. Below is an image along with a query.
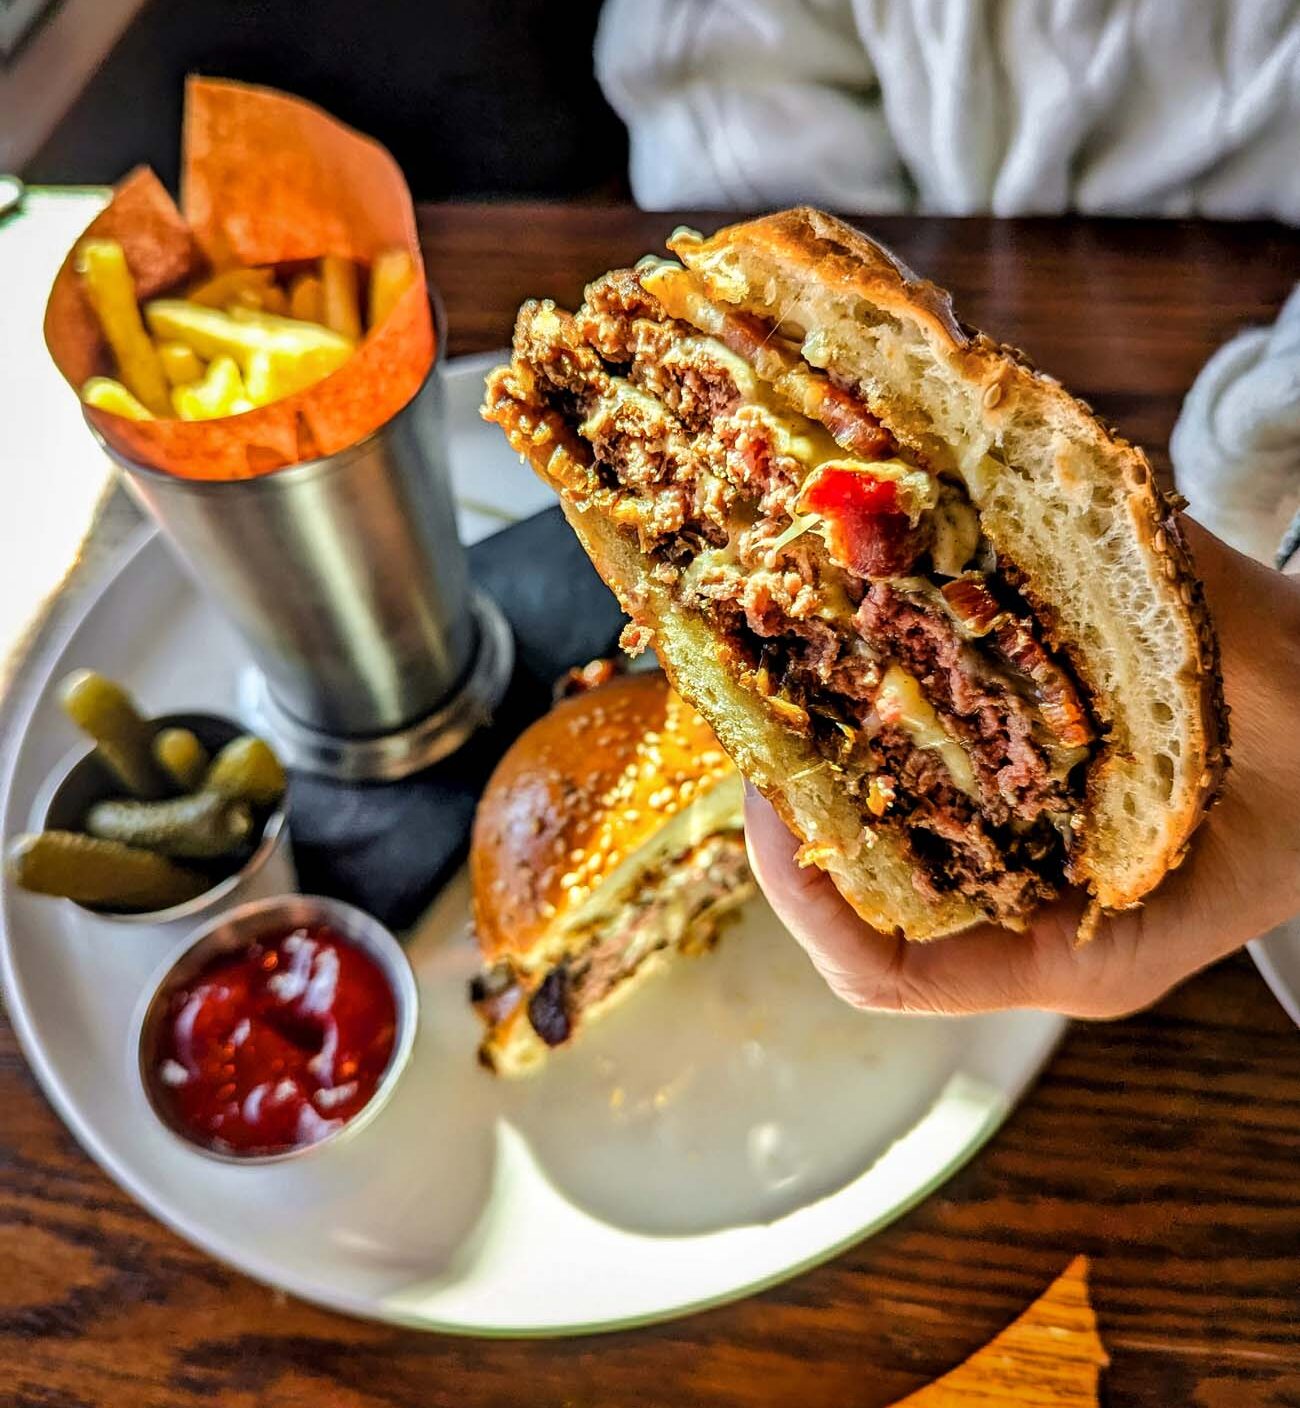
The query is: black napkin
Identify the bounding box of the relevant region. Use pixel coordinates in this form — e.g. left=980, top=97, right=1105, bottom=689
left=287, top=506, right=626, bottom=929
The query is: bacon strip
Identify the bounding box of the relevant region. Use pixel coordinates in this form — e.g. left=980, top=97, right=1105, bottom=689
left=992, top=619, right=1094, bottom=749
left=942, top=575, right=1093, bottom=748
left=640, top=262, right=896, bottom=459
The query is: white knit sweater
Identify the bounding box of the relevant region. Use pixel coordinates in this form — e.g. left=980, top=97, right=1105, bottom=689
left=596, top=0, right=1300, bottom=220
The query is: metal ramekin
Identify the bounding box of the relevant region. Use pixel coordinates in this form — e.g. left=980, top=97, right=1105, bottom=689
left=133, top=893, right=418, bottom=1164
left=33, top=710, right=293, bottom=938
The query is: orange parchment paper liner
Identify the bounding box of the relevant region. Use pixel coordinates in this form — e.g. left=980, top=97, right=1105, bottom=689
left=44, top=76, right=434, bottom=480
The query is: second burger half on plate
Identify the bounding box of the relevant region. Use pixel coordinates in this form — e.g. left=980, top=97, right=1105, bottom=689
left=469, top=671, right=755, bottom=1075
left=483, top=207, right=1229, bottom=944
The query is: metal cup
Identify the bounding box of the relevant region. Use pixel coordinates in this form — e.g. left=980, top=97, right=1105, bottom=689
left=89, top=306, right=512, bottom=781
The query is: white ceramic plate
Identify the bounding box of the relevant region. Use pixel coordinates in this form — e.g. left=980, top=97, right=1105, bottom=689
left=1250, top=925, right=1300, bottom=1029
left=0, top=357, right=1066, bottom=1335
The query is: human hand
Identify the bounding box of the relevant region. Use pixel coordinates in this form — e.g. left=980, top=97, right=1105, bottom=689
left=744, top=521, right=1300, bottom=1019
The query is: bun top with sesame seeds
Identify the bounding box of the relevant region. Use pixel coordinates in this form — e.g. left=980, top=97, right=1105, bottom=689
left=470, top=671, right=741, bottom=971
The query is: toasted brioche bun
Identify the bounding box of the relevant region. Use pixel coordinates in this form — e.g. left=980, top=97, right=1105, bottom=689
left=669, top=210, right=1227, bottom=916
left=483, top=209, right=1228, bottom=940
left=470, top=672, right=748, bottom=1073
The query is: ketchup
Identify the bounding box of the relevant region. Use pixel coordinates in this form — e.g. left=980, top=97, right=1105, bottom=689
left=799, top=467, right=918, bottom=577
left=152, top=923, right=397, bottom=1156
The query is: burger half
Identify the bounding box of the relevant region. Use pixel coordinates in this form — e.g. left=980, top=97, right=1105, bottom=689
left=470, top=671, right=754, bottom=1074
left=483, top=208, right=1228, bottom=942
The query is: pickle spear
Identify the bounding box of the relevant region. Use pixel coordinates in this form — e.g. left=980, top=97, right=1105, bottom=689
left=153, top=727, right=209, bottom=791
left=86, top=792, right=253, bottom=859
left=7, top=831, right=208, bottom=911
left=58, top=670, right=169, bottom=799
left=204, top=736, right=286, bottom=807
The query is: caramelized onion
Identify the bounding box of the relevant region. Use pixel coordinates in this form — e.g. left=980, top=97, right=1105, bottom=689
left=940, top=575, right=1005, bottom=635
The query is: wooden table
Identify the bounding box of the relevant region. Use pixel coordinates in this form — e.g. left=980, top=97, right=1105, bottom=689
left=4, top=204, right=1299, bottom=1407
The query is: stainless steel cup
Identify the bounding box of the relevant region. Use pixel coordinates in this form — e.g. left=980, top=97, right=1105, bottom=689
left=89, top=311, right=513, bottom=781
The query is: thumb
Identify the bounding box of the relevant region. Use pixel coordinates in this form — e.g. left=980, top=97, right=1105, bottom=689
left=743, top=783, right=909, bottom=1009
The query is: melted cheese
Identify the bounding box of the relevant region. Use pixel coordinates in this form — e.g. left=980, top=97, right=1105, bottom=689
left=680, top=542, right=740, bottom=593
left=579, top=377, right=670, bottom=437
left=674, top=335, right=934, bottom=519
left=1045, top=740, right=1090, bottom=783
left=875, top=665, right=980, bottom=801
left=643, top=262, right=935, bottom=517
left=642, top=261, right=837, bottom=455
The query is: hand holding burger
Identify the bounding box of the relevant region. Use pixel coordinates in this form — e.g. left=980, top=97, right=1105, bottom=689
left=746, top=522, right=1300, bottom=1018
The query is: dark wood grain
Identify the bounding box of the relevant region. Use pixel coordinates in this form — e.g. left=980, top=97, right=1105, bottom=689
left=4, top=205, right=1300, bottom=1408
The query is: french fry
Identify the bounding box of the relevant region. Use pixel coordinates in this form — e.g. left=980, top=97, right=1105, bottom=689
left=75, top=240, right=172, bottom=415
left=146, top=299, right=264, bottom=361
left=320, top=255, right=361, bottom=339
left=243, top=282, right=288, bottom=315
left=172, top=355, right=254, bottom=420
left=146, top=300, right=353, bottom=406
left=367, top=248, right=414, bottom=329
left=242, top=342, right=348, bottom=404
left=146, top=299, right=352, bottom=359
left=288, top=272, right=323, bottom=323
left=187, top=266, right=277, bottom=309
left=158, top=340, right=204, bottom=386
left=81, top=377, right=156, bottom=421
left=188, top=264, right=292, bottom=315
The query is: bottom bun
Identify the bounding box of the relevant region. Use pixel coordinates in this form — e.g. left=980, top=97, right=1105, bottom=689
left=562, top=501, right=984, bottom=942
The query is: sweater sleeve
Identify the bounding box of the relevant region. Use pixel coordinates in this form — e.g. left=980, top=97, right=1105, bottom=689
left=595, top=0, right=906, bottom=211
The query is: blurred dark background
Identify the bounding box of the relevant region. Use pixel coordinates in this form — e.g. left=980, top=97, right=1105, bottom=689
left=17, top=0, right=629, bottom=199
